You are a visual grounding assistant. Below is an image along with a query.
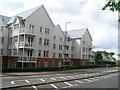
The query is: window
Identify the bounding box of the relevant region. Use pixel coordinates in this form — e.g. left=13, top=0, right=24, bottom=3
left=83, top=41, right=85, bottom=45
left=53, top=53, right=56, bottom=58
left=59, top=45, right=62, bottom=50
left=11, top=62, right=16, bottom=68
left=38, top=50, right=41, bottom=57
left=8, top=49, right=11, bottom=56
left=1, top=26, right=3, bottom=32
left=39, top=38, right=42, bottom=45
left=59, top=53, right=62, bottom=58
left=13, top=36, right=18, bottom=42
left=45, top=28, right=49, bottom=34
left=13, top=49, right=17, bottom=55
left=40, top=27, right=42, bottom=33
left=53, top=44, right=56, bottom=49
left=83, top=47, right=85, bottom=52
left=44, top=39, right=49, bottom=46
left=53, top=36, right=56, bottom=40
left=29, top=24, right=34, bottom=33
left=82, top=55, right=85, bottom=59
left=43, top=51, right=49, bottom=57
left=2, top=37, right=4, bottom=44
left=27, top=50, right=32, bottom=56
left=86, top=55, right=88, bottom=59
left=65, top=46, right=69, bottom=50
left=0, top=49, right=3, bottom=55
left=86, top=48, right=88, bottom=52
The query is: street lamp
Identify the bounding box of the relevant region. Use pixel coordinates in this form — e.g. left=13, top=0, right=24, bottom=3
left=64, top=22, right=70, bottom=70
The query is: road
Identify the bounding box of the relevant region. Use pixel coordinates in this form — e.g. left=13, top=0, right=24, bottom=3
left=1, top=67, right=119, bottom=89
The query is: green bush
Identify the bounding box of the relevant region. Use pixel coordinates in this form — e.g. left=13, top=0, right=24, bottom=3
left=2, top=65, right=105, bottom=73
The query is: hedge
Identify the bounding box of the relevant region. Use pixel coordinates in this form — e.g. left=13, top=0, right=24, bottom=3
left=2, top=65, right=106, bottom=73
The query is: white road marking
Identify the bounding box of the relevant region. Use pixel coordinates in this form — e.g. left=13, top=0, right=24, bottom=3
left=25, top=80, right=30, bottom=83
left=50, top=84, right=58, bottom=89
left=64, top=82, right=73, bottom=86
left=62, top=83, right=78, bottom=88
left=11, top=81, right=14, bottom=84
left=83, top=79, right=93, bottom=83
left=68, top=76, right=74, bottom=78
left=59, top=77, right=67, bottom=79
left=32, top=86, right=38, bottom=90
left=74, top=80, right=84, bottom=83
left=40, top=79, right=45, bottom=82
left=51, top=78, right=56, bottom=80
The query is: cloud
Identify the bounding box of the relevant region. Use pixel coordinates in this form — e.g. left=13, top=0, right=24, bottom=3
left=0, top=0, right=118, bottom=53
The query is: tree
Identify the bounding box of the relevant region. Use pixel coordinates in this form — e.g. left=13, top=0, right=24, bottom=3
left=102, top=0, right=120, bottom=22
left=109, top=52, right=115, bottom=56
left=95, top=51, right=102, bottom=64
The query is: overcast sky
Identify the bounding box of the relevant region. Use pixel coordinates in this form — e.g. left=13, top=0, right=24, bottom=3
left=0, top=0, right=118, bottom=54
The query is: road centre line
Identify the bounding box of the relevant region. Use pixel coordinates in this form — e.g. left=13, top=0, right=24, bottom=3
left=50, top=84, right=58, bottom=89
left=11, top=81, right=14, bottom=84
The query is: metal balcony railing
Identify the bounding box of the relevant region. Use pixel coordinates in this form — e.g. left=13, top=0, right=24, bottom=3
left=18, top=56, right=37, bottom=62
left=19, top=41, right=33, bottom=48
left=19, top=28, right=35, bottom=35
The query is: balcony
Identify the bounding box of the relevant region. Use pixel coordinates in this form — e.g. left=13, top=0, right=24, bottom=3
left=19, top=41, right=34, bottom=49
left=64, top=58, right=71, bottom=62
left=19, top=28, right=35, bottom=36
left=18, top=56, right=37, bottom=63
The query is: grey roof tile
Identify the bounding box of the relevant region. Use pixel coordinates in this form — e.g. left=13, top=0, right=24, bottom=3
left=0, top=15, right=10, bottom=24
left=8, top=5, right=42, bottom=24
left=67, top=28, right=87, bottom=39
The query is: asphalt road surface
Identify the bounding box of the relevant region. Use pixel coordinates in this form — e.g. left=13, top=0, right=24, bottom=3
left=7, top=73, right=119, bottom=90
left=1, top=67, right=119, bottom=89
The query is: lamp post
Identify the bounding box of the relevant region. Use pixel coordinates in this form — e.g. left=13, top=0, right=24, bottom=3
left=64, top=22, right=70, bottom=70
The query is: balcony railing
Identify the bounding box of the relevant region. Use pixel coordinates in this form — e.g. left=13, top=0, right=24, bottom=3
left=19, top=28, right=35, bottom=36
left=19, top=41, right=34, bottom=48
left=18, top=56, right=37, bottom=63
left=63, top=57, right=71, bottom=62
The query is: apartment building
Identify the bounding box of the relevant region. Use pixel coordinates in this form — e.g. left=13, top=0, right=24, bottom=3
left=67, top=29, right=93, bottom=66
left=1, top=5, right=93, bottom=68
left=0, top=15, right=10, bottom=67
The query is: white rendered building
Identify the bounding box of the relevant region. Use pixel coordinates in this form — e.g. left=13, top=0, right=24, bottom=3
left=0, top=5, right=93, bottom=68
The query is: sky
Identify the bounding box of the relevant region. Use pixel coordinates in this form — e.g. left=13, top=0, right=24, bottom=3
left=0, top=0, right=118, bottom=54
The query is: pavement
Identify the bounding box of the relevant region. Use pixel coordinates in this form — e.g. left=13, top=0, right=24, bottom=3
left=1, top=68, right=100, bottom=77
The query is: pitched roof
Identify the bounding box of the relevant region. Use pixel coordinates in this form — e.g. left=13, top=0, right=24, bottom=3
left=17, top=5, right=41, bottom=19
left=0, top=15, right=10, bottom=24
left=67, top=28, right=87, bottom=39
left=8, top=5, right=42, bottom=24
